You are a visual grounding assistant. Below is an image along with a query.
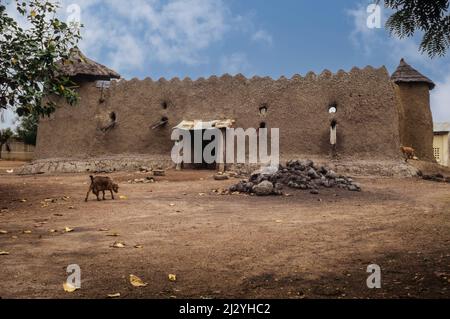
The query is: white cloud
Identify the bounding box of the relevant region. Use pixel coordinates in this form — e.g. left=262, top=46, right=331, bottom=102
left=431, top=76, right=450, bottom=122
left=252, top=29, right=273, bottom=46
left=219, top=53, right=251, bottom=75
left=5, top=0, right=273, bottom=79
left=346, top=2, right=436, bottom=68
left=108, top=36, right=146, bottom=73
left=346, top=3, right=385, bottom=55
left=58, top=0, right=231, bottom=69
left=146, top=0, right=229, bottom=64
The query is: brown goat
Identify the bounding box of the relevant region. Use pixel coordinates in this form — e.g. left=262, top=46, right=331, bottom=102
left=401, top=146, right=416, bottom=162
left=85, top=175, right=119, bottom=202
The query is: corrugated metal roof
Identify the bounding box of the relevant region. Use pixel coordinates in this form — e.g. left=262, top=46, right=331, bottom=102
left=434, top=122, right=450, bottom=133
left=173, top=119, right=235, bottom=130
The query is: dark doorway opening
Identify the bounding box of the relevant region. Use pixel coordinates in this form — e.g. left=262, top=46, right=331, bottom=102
left=189, top=129, right=217, bottom=170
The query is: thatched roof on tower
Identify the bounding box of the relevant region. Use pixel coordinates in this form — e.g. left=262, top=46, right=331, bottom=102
left=58, top=48, right=120, bottom=81
left=391, top=58, right=435, bottom=90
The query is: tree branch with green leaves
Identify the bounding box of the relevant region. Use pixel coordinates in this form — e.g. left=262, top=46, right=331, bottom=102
left=0, top=128, right=14, bottom=158
left=380, top=0, right=450, bottom=58
left=0, top=0, right=82, bottom=118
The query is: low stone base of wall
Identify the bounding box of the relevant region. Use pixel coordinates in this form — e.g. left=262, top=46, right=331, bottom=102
left=323, top=160, right=418, bottom=177
left=16, top=156, right=175, bottom=175
left=17, top=155, right=419, bottom=177
left=230, top=160, right=418, bottom=178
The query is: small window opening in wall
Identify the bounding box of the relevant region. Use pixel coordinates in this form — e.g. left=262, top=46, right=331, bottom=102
left=259, top=122, right=267, bottom=129
left=100, top=112, right=117, bottom=132
left=259, top=104, right=268, bottom=115
left=330, top=119, right=337, bottom=157
left=331, top=119, right=337, bottom=129
left=161, top=101, right=169, bottom=110
left=329, top=104, right=337, bottom=114
left=151, top=117, right=169, bottom=130
left=434, top=147, right=441, bottom=162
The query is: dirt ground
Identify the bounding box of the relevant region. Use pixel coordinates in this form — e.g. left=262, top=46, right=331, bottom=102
left=0, top=161, right=449, bottom=299
left=0, top=160, right=29, bottom=172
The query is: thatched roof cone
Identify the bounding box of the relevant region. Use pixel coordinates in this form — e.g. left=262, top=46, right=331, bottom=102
left=391, top=58, right=435, bottom=90
left=58, top=47, right=121, bottom=81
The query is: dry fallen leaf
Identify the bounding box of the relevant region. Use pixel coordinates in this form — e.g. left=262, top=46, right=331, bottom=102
left=134, top=244, right=143, bottom=249
left=0, top=230, right=8, bottom=234
left=20, top=199, right=27, bottom=203
left=168, top=274, right=177, bottom=282
left=119, top=195, right=128, bottom=200
left=11, top=236, right=18, bottom=239
left=23, top=230, right=32, bottom=234
left=112, top=241, right=126, bottom=248
left=0, top=251, right=10, bottom=256
left=64, top=227, right=74, bottom=233
left=107, top=293, right=121, bottom=298
left=68, top=206, right=75, bottom=210
left=49, top=229, right=58, bottom=233
left=63, top=282, right=79, bottom=293
left=99, top=228, right=109, bottom=232
left=129, top=274, right=148, bottom=287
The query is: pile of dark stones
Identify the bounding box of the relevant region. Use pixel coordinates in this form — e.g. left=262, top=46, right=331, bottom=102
left=229, top=160, right=362, bottom=196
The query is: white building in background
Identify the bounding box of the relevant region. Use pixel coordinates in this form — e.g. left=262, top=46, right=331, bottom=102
left=433, top=123, right=450, bottom=167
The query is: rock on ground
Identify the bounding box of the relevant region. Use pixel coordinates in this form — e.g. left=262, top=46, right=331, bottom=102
left=252, top=181, right=274, bottom=196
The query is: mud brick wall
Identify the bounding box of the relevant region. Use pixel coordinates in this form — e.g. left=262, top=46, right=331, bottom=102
left=35, top=66, right=403, bottom=162
left=394, top=83, right=434, bottom=161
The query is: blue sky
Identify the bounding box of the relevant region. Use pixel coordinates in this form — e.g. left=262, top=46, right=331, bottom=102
left=1, top=0, right=450, bottom=128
